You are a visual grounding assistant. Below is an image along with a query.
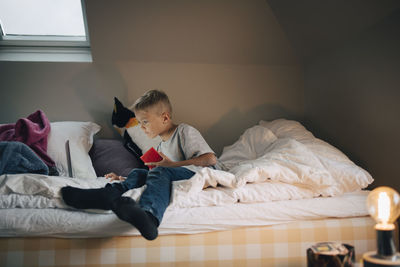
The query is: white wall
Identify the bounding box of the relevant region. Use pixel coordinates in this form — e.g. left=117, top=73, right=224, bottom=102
left=0, top=0, right=303, bottom=155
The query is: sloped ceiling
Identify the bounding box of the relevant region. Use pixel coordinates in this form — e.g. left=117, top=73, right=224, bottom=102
left=86, top=0, right=297, bottom=65
left=266, top=0, right=400, bottom=64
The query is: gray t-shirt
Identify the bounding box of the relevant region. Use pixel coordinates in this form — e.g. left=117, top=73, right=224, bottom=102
left=157, top=123, right=215, bottom=172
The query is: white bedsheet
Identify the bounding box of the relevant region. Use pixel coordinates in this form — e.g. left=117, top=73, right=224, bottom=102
left=0, top=190, right=369, bottom=237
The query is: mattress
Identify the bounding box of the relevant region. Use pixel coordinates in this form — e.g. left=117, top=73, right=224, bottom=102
left=0, top=216, right=376, bottom=267
left=0, top=190, right=370, bottom=238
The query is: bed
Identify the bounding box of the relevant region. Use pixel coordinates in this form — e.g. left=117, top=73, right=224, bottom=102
left=0, top=116, right=376, bottom=266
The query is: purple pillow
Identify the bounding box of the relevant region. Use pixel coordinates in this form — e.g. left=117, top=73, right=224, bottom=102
left=89, top=139, right=144, bottom=177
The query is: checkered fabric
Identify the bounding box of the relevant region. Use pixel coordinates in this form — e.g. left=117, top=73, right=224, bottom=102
left=0, top=216, right=376, bottom=267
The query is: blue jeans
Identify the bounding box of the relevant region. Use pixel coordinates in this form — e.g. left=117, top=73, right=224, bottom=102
left=117, top=166, right=195, bottom=224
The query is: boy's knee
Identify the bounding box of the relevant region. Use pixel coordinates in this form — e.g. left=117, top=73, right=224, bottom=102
left=149, top=166, right=170, bottom=175
left=149, top=166, right=180, bottom=179
left=127, top=168, right=148, bottom=178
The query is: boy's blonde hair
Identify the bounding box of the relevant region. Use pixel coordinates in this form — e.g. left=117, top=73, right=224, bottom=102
left=133, top=89, right=172, bottom=114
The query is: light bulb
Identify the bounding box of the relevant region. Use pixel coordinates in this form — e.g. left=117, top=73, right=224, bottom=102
left=367, top=186, right=400, bottom=230
left=363, top=186, right=400, bottom=265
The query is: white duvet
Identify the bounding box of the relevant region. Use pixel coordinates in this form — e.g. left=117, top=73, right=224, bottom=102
left=0, top=119, right=373, bottom=211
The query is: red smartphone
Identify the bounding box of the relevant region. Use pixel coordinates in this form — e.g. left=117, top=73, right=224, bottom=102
left=140, top=147, right=162, bottom=169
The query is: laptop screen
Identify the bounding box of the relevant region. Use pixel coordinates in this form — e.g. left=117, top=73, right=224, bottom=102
left=65, top=140, right=73, bottom=178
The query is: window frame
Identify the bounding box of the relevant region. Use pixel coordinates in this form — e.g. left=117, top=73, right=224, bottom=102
left=0, top=0, right=91, bottom=62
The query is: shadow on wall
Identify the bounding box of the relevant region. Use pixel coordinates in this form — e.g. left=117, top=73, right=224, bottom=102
left=205, top=103, right=301, bottom=156
left=68, top=63, right=130, bottom=139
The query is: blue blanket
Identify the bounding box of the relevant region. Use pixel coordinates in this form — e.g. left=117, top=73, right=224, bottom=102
left=0, top=141, right=49, bottom=175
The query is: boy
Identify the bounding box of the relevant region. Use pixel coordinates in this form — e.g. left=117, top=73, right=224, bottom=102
left=61, top=90, right=217, bottom=240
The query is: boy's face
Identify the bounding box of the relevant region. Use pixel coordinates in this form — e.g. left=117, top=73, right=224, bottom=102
left=135, top=106, right=169, bottom=139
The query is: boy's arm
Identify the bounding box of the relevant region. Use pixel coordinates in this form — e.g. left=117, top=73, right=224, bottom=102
left=146, top=152, right=217, bottom=168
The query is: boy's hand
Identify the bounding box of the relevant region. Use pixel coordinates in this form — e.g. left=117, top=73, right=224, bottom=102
left=145, top=152, right=216, bottom=169
left=105, top=172, right=126, bottom=181
left=145, top=152, right=174, bottom=168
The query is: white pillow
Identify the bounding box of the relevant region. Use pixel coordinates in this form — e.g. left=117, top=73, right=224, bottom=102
left=219, top=125, right=278, bottom=171
left=47, top=121, right=100, bottom=179
left=259, top=118, right=314, bottom=142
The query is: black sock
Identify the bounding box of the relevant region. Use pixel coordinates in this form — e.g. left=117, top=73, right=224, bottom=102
left=61, top=185, right=123, bottom=210
left=112, top=197, right=159, bottom=240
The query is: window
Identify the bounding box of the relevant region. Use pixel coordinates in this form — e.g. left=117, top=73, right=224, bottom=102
left=0, top=0, right=92, bottom=62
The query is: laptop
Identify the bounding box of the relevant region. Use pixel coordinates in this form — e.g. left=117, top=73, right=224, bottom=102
left=65, top=140, right=73, bottom=178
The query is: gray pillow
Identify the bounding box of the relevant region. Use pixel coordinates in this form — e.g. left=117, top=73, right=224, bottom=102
left=89, top=139, right=144, bottom=177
